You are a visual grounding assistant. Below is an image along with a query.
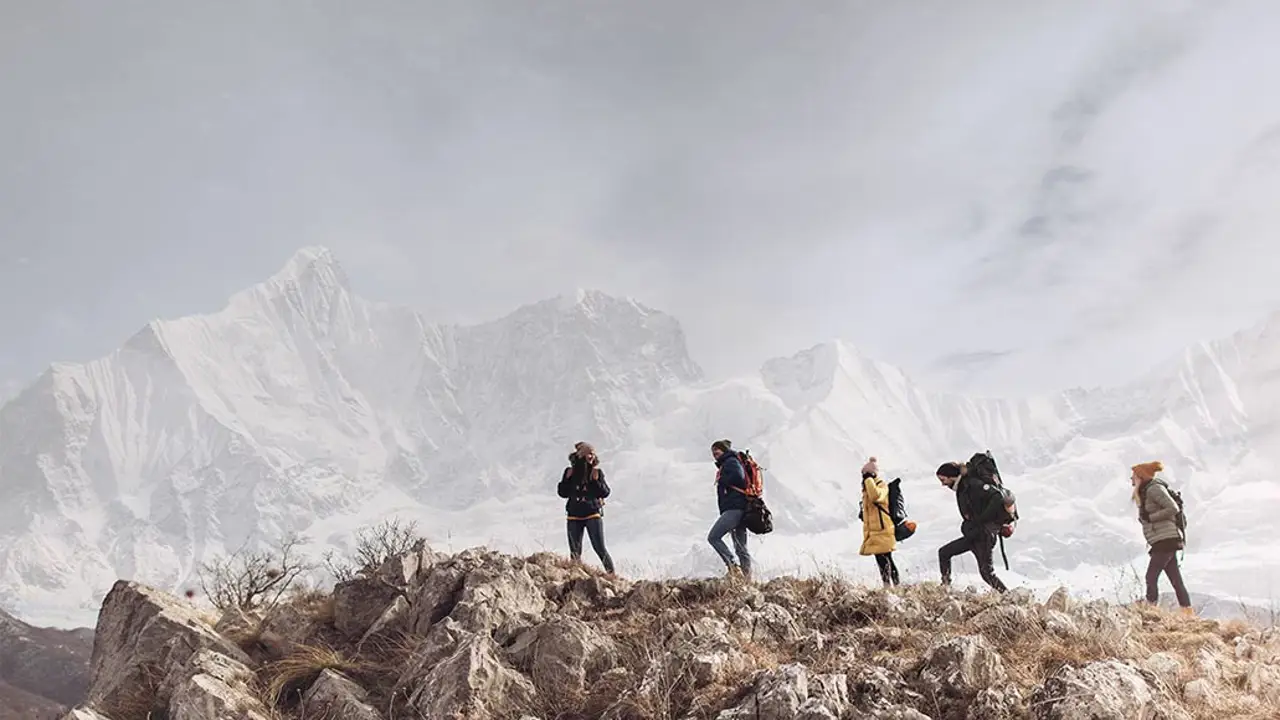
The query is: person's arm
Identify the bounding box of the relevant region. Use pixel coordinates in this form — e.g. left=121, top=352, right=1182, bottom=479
left=720, top=456, right=746, bottom=492
left=590, top=468, right=611, bottom=499
left=865, top=476, right=888, bottom=508
left=1145, top=484, right=1178, bottom=522
left=557, top=468, right=574, bottom=498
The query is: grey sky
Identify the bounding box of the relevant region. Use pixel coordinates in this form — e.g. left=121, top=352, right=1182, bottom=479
left=4, top=0, right=1280, bottom=401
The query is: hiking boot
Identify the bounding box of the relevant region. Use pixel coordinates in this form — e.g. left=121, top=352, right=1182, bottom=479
left=1180, top=606, right=1196, bottom=618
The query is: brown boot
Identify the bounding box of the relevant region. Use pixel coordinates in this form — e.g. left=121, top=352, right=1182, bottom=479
left=1180, top=606, right=1196, bottom=618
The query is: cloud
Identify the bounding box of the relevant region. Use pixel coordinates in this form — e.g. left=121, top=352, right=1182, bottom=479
left=4, top=0, right=1280, bottom=396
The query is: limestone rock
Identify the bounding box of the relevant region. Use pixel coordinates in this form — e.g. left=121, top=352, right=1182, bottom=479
left=716, top=663, right=850, bottom=720
left=1029, top=660, right=1190, bottom=720
left=1045, top=586, right=1073, bottom=613
left=919, top=635, right=1007, bottom=699
left=86, top=581, right=251, bottom=716
left=1042, top=610, right=1079, bottom=639
left=167, top=650, right=273, bottom=720
left=527, top=616, right=619, bottom=697
left=333, top=576, right=403, bottom=640
left=406, top=633, right=538, bottom=719
left=970, top=604, right=1040, bottom=643
left=1142, top=652, right=1184, bottom=691
left=302, top=669, right=382, bottom=720
left=1182, top=678, right=1215, bottom=706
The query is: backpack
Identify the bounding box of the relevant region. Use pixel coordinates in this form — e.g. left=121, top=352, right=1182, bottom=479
left=856, top=476, right=917, bottom=541
left=734, top=450, right=772, bottom=534
left=969, top=450, right=1017, bottom=569
left=738, top=450, right=764, bottom=497
left=887, top=477, right=917, bottom=541
left=969, top=451, right=1018, bottom=533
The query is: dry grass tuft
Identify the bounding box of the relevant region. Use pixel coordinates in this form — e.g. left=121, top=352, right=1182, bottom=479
left=260, top=644, right=367, bottom=707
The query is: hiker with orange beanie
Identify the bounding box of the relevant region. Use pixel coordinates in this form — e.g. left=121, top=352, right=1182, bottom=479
left=857, top=457, right=900, bottom=587
left=1131, top=461, right=1192, bottom=613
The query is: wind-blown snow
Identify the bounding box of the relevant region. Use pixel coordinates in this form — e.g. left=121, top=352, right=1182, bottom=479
left=1, top=247, right=1278, bottom=627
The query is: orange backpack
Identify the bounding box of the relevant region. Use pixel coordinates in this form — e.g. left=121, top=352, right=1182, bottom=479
left=736, top=450, right=764, bottom=497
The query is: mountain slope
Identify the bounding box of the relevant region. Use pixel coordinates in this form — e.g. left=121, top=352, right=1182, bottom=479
left=2, top=246, right=1279, bottom=628
left=0, top=607, right=92, bottom=718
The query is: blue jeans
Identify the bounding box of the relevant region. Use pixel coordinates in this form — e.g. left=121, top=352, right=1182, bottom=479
left=708, top=509, right=750, bottom=576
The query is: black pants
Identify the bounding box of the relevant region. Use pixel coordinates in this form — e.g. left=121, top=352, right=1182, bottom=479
left=874, top=553, right=900, bottom=587
left=938, top=532, right=1006, bottom=593
left=567, top=517, right=614, bottom=574
left=1146, top=545, right=1191, bottom=607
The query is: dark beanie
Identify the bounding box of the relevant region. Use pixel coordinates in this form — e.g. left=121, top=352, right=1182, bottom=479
left=711, top=439, right=732, bottom=453
left=937, top=462, right=963, bottom=478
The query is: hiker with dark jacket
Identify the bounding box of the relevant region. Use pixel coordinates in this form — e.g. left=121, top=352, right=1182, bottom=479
left=1132, top=461, right=1192, bottom=614
left=708, top=439, right=751, bottom=578
left=935, top=461, right=1008, bottom=593
left=858, top=457, right=899, bottom=587
left=557, top=441, right=615, bottom=575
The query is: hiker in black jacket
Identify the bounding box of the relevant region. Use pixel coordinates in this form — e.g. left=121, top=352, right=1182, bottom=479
left=708, top=439, right=751, bottom=578
left=557, top=441, right=615, bottom=575
left=935, top=461, right=1007, bottom=593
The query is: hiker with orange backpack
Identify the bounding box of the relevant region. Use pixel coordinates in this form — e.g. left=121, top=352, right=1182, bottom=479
left=857, top=457, right=900, bottom=587
left=709, top=439, right=752, bottom=578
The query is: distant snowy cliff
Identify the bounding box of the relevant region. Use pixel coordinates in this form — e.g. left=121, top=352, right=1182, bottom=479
left=2, top=246, right=1278, bottom=627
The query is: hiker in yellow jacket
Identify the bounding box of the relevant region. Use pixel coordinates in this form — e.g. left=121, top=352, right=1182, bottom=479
left=858, top=457, right=899, bottom=587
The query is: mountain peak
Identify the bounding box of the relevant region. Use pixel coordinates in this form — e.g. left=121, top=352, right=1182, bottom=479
left=262, top=246, right=349, bottom=297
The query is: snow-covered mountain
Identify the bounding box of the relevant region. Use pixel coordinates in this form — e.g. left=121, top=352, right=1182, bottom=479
left=2, top=247, right=1278, bottom=627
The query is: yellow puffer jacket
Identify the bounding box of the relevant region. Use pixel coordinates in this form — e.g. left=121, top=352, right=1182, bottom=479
left=859, top=475, right=897, bottom=556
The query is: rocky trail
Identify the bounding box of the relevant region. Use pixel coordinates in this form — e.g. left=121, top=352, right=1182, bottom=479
left=54, top=546, right=1280, bottom=719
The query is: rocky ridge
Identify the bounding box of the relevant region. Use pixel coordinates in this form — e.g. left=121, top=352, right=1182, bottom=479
left=58, top=545, right=1280, bottom=720
left=0, top=607, right=93, bottom=719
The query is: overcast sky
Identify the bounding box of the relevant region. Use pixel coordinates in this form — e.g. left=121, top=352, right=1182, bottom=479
left=4, top=0, right=1280, bottom=401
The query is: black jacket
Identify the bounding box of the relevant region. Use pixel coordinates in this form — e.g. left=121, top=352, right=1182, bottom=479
left=715, top=452, right=748, bottom=514
left=558, top=460, right=610, bottom=519
left=955, top=474, right=1006, bottom=537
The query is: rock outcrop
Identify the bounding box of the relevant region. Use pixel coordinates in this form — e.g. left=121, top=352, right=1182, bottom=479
left=59, top=547, right=1280, bottom=720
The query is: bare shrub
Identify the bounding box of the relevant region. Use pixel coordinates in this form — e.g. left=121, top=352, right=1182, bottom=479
left=199, top=532, right=315, bottom=612
left=322, top=518, right=423, bottom=583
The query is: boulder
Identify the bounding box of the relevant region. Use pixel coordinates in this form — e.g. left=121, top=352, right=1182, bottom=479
left=1029, top=660, right=1190, bottom=720
left=1182, top=678, right=1216, bottom=706
left=527, top=616, right=619, bottom=697
left=716, top=664, right=849, bottom=720
left=85, top=581, right=251, bottom=716
left=969, top=604, right=1040, bottom=643
left=449, top=562, right=548, bottom=640
left=1045, top=586, right=1073, bottom=613
left=333, top=576, right=404, bottom=640
left=1246, top=663, right=1280, bottom=704
left=302, top=669, right=382, bottom=720
left=1042, top=610, right=1079, bottom=640
left=1142, top=652, right=1184, bottom=691
left=166, top=650, right=274, bottom=720
left=405, top=633, right=538, bottom=719
left=965, top=683, right=1022, bottom=720
left=919, top=635, right=1007, bottom=699
left=736, top=602, right=802, bottom=644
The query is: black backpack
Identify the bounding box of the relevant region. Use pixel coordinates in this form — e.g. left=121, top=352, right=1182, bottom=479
left=969, top=451, right=1017, bottom=569
left=969, top=451, right=1019, bottom=531
left=744, top=495, right=773, bottom=534
left=888, top=478, right=916, bottom=541
left=857, top=476, right=916, bottom=541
